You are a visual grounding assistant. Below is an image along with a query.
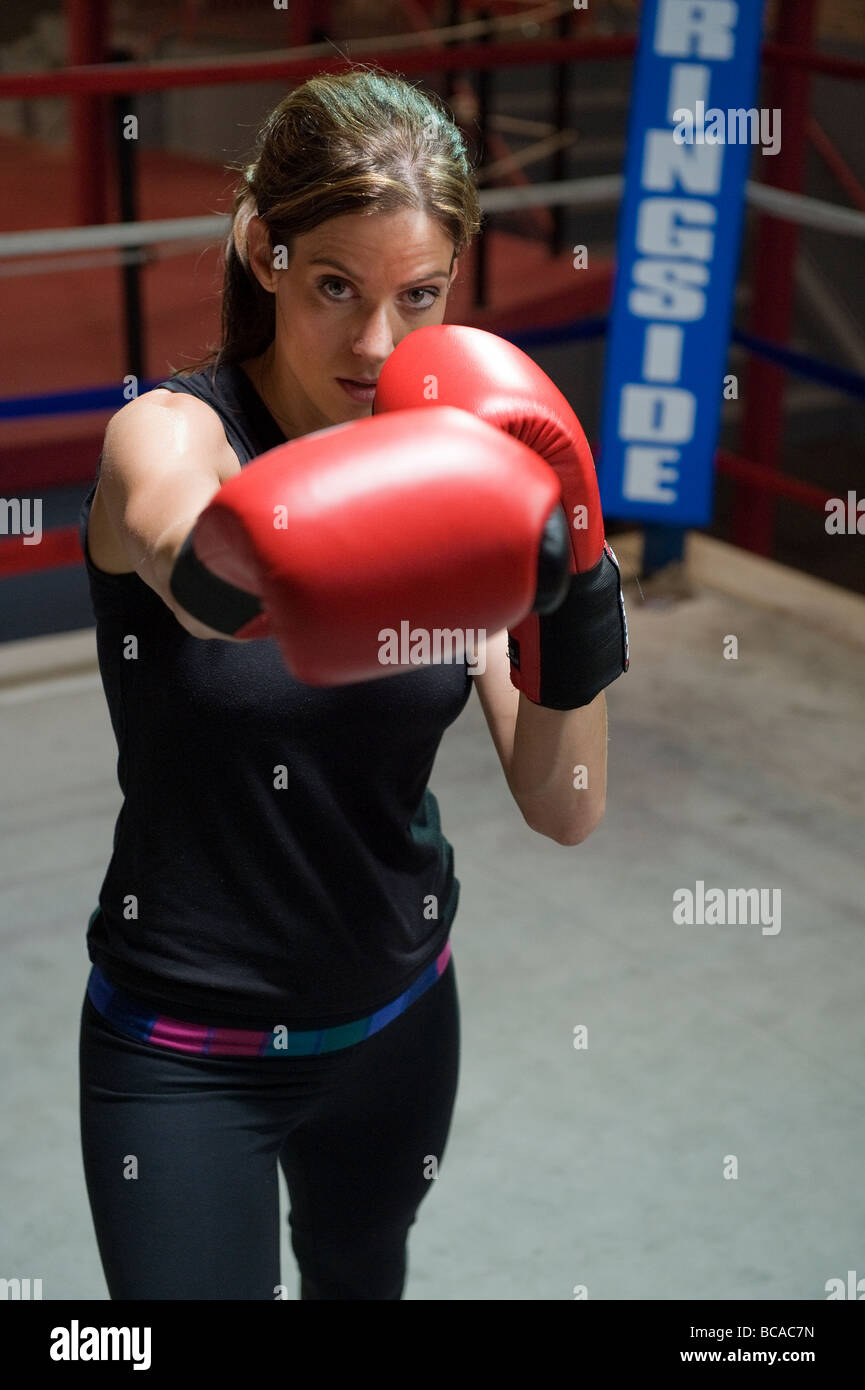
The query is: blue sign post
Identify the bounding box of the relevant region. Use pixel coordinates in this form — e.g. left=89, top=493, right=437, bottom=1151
left=598, top=0, right=766, bottom=527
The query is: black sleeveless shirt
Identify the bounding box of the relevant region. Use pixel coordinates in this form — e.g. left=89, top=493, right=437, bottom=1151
left=79, top=362, right=473, bottom=1029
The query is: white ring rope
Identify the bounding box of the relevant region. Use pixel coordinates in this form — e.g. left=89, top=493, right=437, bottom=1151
left=0, top=177, right=863, bottom=269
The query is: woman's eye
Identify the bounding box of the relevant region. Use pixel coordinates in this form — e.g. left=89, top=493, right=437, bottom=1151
left=406, top=287, right=440, bottom=310
left=320, top=278, right=351, bottom=300
left=317, top=279, right=439, bottom=311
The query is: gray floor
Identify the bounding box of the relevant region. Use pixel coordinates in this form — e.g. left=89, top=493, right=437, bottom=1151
left=1, top=531, right=863, bottom=1301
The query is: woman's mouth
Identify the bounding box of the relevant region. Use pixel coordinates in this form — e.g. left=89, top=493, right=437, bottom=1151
left=336, top=378, right=377, bottom=403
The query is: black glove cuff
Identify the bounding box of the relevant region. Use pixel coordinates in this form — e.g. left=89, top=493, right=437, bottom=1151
left=169, top=531, right=264, bottom=636
left=508, top=544, right=629, bottom=709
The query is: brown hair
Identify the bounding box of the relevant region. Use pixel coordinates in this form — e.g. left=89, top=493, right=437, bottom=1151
left=175, top=66, right=482, bottom=377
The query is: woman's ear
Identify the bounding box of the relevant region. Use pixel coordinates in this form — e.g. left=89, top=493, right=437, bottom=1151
left=447, top=256, right=459, bottom=290
left=245, top=215, right=277, bottom=294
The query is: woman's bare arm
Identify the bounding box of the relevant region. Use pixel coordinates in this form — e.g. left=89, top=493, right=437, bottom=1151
left=97, top=390, right=247, bottom=641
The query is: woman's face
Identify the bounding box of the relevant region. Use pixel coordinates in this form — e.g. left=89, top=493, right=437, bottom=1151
left=246, top=206, right=459, bottom=436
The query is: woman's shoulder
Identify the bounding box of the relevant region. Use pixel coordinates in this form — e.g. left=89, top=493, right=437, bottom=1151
left=103, top=377, right=240, bottom=480
left=87, top=375, right=246, bottom=575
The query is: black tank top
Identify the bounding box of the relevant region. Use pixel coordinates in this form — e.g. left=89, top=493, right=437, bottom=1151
left=79, top=362, right=473, bottom=1029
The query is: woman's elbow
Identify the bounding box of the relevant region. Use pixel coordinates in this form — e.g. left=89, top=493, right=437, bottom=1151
left=527, top=802, right=606, bottom=847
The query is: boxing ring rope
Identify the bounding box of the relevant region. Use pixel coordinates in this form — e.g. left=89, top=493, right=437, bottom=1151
left=1, top=175, right=862, bottom=263
left=0, top=309, right=857, bottom=581
left=3, top=31, right=865, bottom=99
left=1, top=192, right=862, bottom=579
left=2, top=15, right=863, bottom=579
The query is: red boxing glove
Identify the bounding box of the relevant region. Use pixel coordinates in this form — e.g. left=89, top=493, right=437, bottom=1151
left=170, top=405, right=570, bottom=686
left=375, top=325, right=629, bottom=708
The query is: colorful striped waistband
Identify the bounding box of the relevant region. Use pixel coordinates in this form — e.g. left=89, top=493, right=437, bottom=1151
left=86, top=939, right=452, bottom=1058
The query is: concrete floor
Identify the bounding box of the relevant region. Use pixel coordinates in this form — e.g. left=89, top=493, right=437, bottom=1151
left=1, top=530, right=863, bottom=1301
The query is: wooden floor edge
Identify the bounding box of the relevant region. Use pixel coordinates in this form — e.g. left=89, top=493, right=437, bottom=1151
left=0, top=628, right=98, bottom=689
left=611, top=529, right=865, bottom=652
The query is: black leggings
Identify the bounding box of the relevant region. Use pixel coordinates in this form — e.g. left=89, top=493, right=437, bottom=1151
left=79, top=956, right=460, bottom=1300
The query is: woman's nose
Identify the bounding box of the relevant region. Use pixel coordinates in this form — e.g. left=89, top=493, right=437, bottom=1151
left=353, top=305, right=396, bottom=359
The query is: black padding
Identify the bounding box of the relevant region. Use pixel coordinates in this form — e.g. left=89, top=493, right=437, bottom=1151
left=169, top=531, right=264, bottom=634
left=512, top=547, right=630, bottom=709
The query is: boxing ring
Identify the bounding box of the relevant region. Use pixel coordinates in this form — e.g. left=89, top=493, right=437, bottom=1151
left=1, top=0, right=864, bottom=1337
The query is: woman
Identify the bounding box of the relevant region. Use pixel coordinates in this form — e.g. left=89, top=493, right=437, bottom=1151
left=78, top=68, right=611, bottom=1300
